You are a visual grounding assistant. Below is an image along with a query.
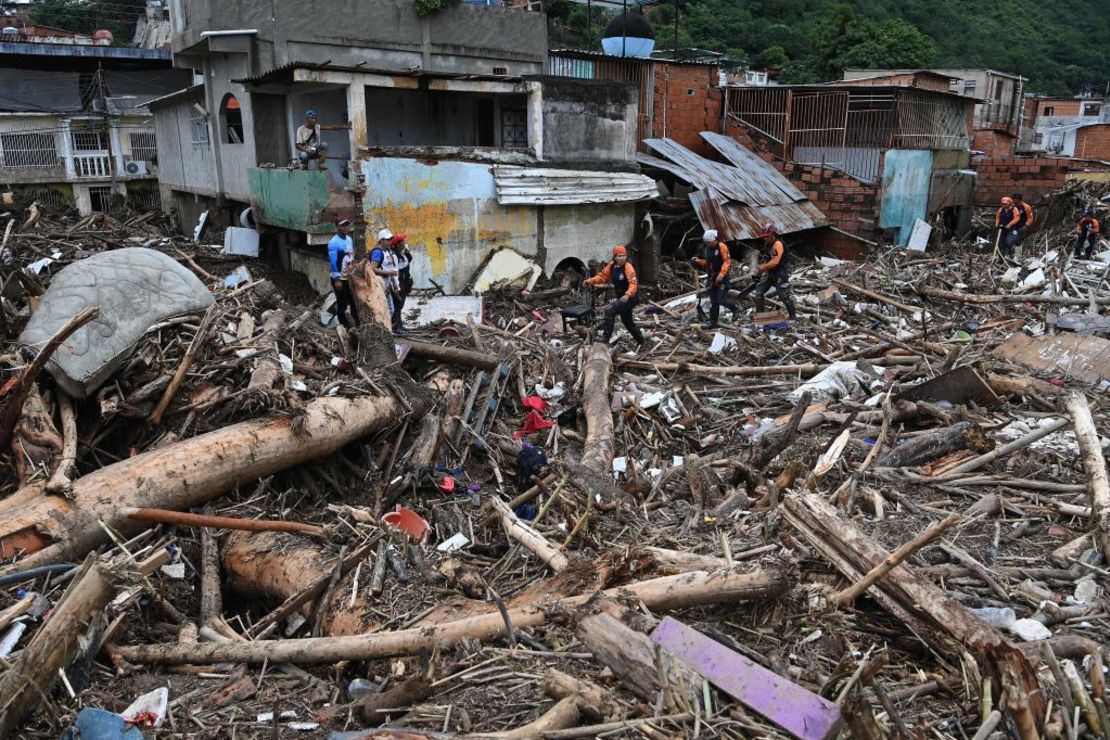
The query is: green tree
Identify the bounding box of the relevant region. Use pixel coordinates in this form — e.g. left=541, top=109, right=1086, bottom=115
left=30, top=0, right=147, bottom=41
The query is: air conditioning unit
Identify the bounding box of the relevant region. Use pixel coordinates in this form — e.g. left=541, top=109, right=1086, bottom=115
left=124, top=160, right=149, bottom=176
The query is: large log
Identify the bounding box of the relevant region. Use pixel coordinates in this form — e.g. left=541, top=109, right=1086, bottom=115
left=783, top=493, right=1044, bottom=738
left=1065, top=392, right=1110, bottom=563
left=399, top=339, right=499, bottom=371
left=114, top=565, right=792, bottom=666
left=581, top=342, right=614, bottom=474
left=0, top=394, right=406, bottom=572
left=875, top=421, right=994, bottom=468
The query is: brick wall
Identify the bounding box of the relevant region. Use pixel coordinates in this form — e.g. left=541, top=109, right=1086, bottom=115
left=972, top=157, right=1072, bottom=207
left=650, top=63, right=721, bottom=156
left=1075, top=124, right=1110, bottom=160
left=973, top=129, right=1017, bottom=158
left=726, top=119, right=877, bottom=259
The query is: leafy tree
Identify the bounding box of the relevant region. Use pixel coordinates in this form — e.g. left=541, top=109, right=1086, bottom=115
left=30, top=0, right=146, bottom=41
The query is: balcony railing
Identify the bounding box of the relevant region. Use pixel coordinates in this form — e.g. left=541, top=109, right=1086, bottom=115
left=74, top=152, right=112, bottom=178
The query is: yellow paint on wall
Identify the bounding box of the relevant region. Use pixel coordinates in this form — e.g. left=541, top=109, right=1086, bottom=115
left=373, top=200, right=459, bottom=276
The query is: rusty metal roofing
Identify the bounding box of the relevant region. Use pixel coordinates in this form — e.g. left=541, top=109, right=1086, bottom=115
left=493, top=167, right=658, bottom=206
left=640, top=135, right=828, bottom=239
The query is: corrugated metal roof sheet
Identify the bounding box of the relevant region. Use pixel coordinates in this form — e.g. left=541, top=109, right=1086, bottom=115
left=690, top=191, right=828, bottom=241
left=640, top=135, right=829, bottom=239
left=493, top=166, right=658, bottom=206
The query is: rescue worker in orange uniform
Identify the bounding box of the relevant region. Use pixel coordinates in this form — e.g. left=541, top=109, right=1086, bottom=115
left=692, top=229, right=739, bottom=328
left=752, top=223, right=797, bottom=320
left=583, top=245, right=644, bottom=346
left=995, top=196, right=1022, bottom=257
left=1012, top=193, right=1034, bottom=249
left=1076, top=209, right=1101, bottom=259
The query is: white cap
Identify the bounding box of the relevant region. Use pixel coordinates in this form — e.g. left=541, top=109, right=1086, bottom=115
left=703, top=229, right=718, bottom=242
left=377, top=228, right=393, bottom=241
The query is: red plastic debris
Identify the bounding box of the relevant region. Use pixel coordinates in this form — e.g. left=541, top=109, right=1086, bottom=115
left=382, top=506, right=429, bottom=540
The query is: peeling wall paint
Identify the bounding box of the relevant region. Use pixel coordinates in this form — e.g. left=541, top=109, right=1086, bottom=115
left=359, top=156, right=637, bottom=293
left=361, top=157, right=538, bottom=293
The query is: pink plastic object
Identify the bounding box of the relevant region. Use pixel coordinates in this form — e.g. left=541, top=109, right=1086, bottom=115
left=382, top=506, right=429, bottom=540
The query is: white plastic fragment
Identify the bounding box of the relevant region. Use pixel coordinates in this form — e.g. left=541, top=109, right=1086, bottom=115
left=1006, top=618, right=1052, bottom=641
left=122, top=687, right=169, bottom=728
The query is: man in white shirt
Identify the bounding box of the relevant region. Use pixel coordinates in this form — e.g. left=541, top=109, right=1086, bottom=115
left=295, top=109, right=347, bottom=170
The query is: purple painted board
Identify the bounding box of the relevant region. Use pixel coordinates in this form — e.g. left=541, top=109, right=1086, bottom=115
left=651, top=616, right=842, bottom=740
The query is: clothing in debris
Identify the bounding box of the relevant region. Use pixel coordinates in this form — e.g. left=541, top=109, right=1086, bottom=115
left=1076, top=212, right=1102, bottom=259
left=694, top=237, right=739, bottom=327
left=754, top=236, right=797, bottom=320
left=585, top=249, right=644, bottom=344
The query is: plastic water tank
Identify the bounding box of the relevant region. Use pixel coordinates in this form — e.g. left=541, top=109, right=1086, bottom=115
left=601, top=12, right=655, bottom=58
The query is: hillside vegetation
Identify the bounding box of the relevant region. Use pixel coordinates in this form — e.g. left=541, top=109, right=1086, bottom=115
left=548, top=0, right=1109, bottom=95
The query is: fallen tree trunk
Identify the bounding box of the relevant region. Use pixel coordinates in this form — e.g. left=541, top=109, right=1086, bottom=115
left=114, top=565, right=792, bottom=666
left=783, top=493, right=1044, bottom=738
left=0, top=548, right=167, bottom=736
left=985, top=372, right=1059, bottom=399
left=943, top=417, right=1070, bottom=476
left=1065, top=392, right=1110, bottom=564
left=0, top=393, right=408, bottom=572
left=875, top=421, right=994, bottom=468
left=581, top=342, right=614, bottom=474
left=44, top=390, right=77, bottom=495
left=400, top=340, right=499, bottom=371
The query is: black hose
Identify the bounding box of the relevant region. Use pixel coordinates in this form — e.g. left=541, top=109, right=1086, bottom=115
left=0, top=563, right=77, bottom=588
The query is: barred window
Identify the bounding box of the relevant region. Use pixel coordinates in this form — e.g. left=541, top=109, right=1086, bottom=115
left=0, top=132, right=61, bottom=169
left=129, top=131, right=157, bottom=161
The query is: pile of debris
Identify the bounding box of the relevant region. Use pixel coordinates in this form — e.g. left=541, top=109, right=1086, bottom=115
left=0, top=185, right=1109, bottom=740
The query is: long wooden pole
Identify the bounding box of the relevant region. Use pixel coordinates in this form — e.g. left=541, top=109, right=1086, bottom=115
left=114, top=566, right=791, bottom=666
left=581, top=342, right=614, bottom=473
left=1065, top=392, right=1110, bottom=563
left=835, top=513, right=960, bottom=605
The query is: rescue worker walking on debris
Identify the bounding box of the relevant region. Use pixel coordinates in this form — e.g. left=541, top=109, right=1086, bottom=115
left=995, top=196, right=1022, bottom=258
left=753, top=223, right=797, bottom=321
left=369, top=228, right=405, bottom=334
left=327, top=218, right=360, bottom=329
left=1075, top=209, right=1100, bottom=260
left=583, top=245, right=645, bottom=346
left=1013, top=193, right=1034, bottom=250
left=391, top=233, right=414, bottom=322
left=693, top=229, right=739, bottom=328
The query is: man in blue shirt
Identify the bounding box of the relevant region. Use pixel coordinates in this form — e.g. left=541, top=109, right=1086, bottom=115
left=327, top=219, right=360, bottom=328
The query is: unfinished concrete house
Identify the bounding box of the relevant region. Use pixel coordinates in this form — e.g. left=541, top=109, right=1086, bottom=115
left=723, top=83, right=976, bottom=255
left=151, top=0, right=656, bottom=294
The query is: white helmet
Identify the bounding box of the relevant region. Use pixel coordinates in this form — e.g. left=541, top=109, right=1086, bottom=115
left=377, top=228, right=393, bottom=241
left=702, top=229, right=718, bottom=242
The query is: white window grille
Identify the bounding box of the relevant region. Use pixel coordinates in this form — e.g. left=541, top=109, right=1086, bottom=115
left=72, top=130, right=109, bottom=151
left=0, top=132, right=62, bottom=169
left=129, top=131, right=157, bottom=161
left=71, top=129, right=112, bottom=178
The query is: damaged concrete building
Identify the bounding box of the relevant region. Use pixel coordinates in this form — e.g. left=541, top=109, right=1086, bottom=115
left=0, top=36, right=189, bottom=215
left=722, top=83, right=977, bottom=255
left=151, top=0, right=656, bottom=294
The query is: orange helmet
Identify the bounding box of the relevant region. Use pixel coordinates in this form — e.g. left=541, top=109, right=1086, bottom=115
left=613, top=245, right=628, bottom=257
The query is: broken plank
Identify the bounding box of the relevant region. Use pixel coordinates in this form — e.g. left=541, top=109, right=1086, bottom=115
left=651, top=616, right=842, bottom=740
left=895, top=366, right=1001, bottom=407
